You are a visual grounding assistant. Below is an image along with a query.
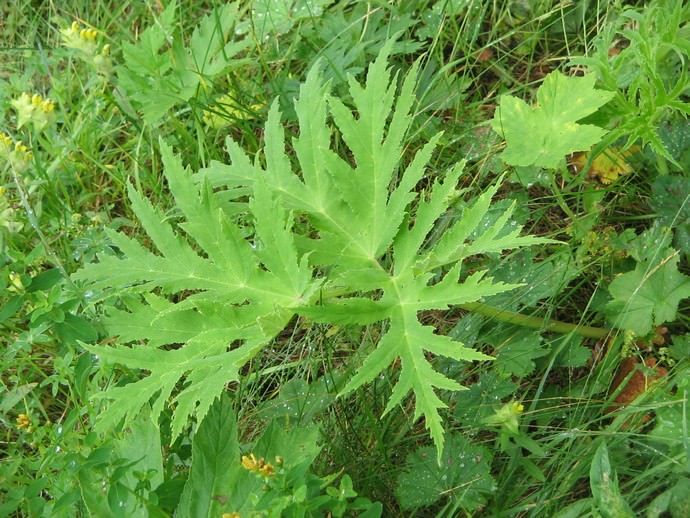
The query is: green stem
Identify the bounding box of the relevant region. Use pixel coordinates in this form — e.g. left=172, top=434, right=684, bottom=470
left=550, top=174, right=577, bottom=222
left=459, top=302, right=611, bottom=339
left=318, top=287, right=612, bottom=340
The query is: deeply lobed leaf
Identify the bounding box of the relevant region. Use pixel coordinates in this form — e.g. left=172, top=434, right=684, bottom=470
left=76, top=41, right=552, bottom=457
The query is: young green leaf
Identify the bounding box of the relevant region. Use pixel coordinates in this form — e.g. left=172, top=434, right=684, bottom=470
left=118, top=2, right=248, bottom=123
left=492, top=71, right=614, bottom=169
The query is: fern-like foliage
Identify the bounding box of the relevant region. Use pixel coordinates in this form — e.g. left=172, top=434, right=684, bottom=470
left=75, top=42, right=550, bottom=456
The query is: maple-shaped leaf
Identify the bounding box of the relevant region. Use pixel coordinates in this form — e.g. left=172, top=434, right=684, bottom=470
left=396, top=433, right=495, bottom=511
left=492, top=71, right=614, bottom=169
left=75, top=41, right=552, bottom=456
left=606, top=249, right=690, bottom=336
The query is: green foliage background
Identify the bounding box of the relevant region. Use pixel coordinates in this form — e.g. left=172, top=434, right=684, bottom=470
left=1, top=0, right=689, bottom=516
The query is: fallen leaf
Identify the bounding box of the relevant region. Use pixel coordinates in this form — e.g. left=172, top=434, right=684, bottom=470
left=608, top=357, right=666, bottom=411
left=570, top=146, right=635, bottom=185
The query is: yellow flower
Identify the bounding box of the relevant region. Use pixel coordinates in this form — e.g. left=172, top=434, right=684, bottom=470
left=222, top=513, right=241, bottom=518
left=241, top=453, right=259, bottom=471
left=0, top=132, right=12, bottom=156
left=240, top=453, right=276, bottom=478
left=11, top=92, right=55, bottom=131
left=0, top=133, right=32, bottom=175
left=61, top=21, right=111, bottom=73
left=60, top=21, right=99, bottom=55
left=80, top=28, right=98, bottom=41
left=2, top=139, right=32, bottom=172
left=511, top=402, right=525, bottom=413
left=16, top=413, right=31, bottom=431
left=258, top=463, right=275, bottom=477
left=482, top=400, right=525, bottom=435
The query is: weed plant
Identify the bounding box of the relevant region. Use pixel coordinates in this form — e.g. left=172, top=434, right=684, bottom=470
left=1, top=1, right=689, bottom=516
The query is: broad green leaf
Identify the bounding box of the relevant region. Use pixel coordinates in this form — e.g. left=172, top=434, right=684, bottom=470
left=396, top=434, right=494, bottom=511
left=75, top=142, right=315, bottom=440
left=646, top=477, right=690, bottom=518
left=648, top=383, right=690, bottom=462
left=492, top=71, right=614, bottom=169
left=669, top=478, right=690, bottom=518
left=177, top=395, right=239, bottom=518
left=1, top=383, right=37, bottom=413
left=606, top=249, right=690, bottom=335
left=454, top=372, right=517, bottom=427
left=490, top=328, right=550, bottom=378
left=554, top=336, right=591, bottom=368
left=590, top=441, right=635, bottom=518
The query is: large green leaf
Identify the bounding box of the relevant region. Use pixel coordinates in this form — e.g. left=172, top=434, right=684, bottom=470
left=651, top=175, right=690, bottom=256
left=492, top=71, right=614, bottom=169
left=75, top=41, right=551, bottom=457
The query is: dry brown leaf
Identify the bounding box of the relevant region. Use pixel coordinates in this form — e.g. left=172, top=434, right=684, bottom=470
left=608, top=357, right=667, bottom=411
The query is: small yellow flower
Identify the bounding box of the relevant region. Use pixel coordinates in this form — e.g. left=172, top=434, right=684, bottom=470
left=0, top=132, right=12, bottom=156
left=3, top=139, right=32, bottom=172
left=16, top=413, right=31, bottom=430
left=241, top=453, right=259, bottom=471
left=11, top=92, right=55, bottom=131
left=258, top=463, right=275, bottom=477
left=61, top=21, right=111, bottom=73
left=80, top=28, right=98, bottom=41
left=240, top=453, right=275, bottom=478
left=60, top=21, right=99, bottom=55
left=482, top=400, right=525, bottom=435
left=222, top=513, right=241, bottom=518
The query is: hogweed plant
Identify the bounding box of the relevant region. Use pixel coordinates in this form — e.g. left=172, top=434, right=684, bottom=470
left=74, top=43, right=553, bottom=458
